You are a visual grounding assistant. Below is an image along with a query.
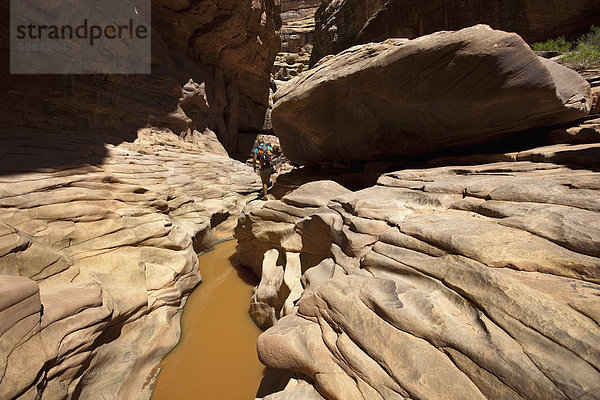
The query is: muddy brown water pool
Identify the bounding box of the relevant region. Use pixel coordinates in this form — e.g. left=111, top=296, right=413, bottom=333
left=151, top=240, right=265, bottom=399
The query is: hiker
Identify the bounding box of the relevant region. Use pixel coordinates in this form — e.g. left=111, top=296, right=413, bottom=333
left=253, top=140, right=274, bottom=201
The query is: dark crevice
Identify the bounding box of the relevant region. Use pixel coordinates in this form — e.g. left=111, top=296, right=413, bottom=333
left=210, top=211, right=231, bottom=228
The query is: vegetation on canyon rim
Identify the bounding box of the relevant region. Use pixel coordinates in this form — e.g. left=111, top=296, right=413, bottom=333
left=532, top=25, right=600, bottom=70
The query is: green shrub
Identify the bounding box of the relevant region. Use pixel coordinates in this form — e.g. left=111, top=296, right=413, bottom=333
left=578, top=25, right=600, bottom=47
left=531, top=26, right=600, bottom=71
left=531, top=36, right=571, bottom=53
left=560, top=42, right=600, bottom=70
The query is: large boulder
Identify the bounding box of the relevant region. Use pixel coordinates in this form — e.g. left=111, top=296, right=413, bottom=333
left=237, top=143, right=600, bottom=400
left=310, top=0, right=600, bottom=65
left=272, top=25, right=592, bottom=165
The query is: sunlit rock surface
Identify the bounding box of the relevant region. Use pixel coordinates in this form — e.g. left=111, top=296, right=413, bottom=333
left=236, top=144, right=600, bottom=400
left=0, top=129, right=261, bottom=399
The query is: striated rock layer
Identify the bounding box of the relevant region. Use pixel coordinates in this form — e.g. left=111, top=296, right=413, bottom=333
left=274, top=0, right=321, bottom=82
left=235, top=143, right=600, bottom=399
left=1, top=0, right=281, bottom=153
left=0, top=128, right=261, bottom=399
left=273, top=26, right=592, bottom=165
left=310, top=0, right=600, bottom=65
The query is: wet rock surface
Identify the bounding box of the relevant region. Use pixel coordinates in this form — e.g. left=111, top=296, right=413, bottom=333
left=273, top=26, right=592, bottom=165
left=236, top=144, right=600, bottom=400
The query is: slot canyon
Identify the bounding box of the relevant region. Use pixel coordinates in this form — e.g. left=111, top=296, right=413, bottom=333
left=1, top=0, right=600, bottom=399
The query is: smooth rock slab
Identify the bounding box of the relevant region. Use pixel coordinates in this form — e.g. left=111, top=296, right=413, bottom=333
left=238, top=146, right=600, bottom=399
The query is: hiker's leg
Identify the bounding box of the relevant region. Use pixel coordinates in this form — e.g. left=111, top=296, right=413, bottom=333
left=259, top=167, right=273, bottom=198
left=260, top=172, right=268, bottom=197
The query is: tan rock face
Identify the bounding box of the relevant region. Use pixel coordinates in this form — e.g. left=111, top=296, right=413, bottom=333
left=238, top=181, right=351, bottom=328
left=280, top=0, right=320, bottom=46
left=310, top=0, right=600, bottom=65
left=310, top=0, right=386, bottom=66
left=0, top=128, right=261, bottom=399
left=273, top=26, right=592, bottom=165
left=281, top=0, right=320, bottom=44
left=275, top=0, right=320, bottom=83
left=236, top=145, right=600, bottom=400
left=547, top=116, right=600, bottom=145
left=592, top=86, right=600, bottom=114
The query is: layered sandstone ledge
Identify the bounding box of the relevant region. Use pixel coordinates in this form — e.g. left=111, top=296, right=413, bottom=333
left=0, top=129, right=260, bottom=399
left=235, top=144, right=600, bottom=399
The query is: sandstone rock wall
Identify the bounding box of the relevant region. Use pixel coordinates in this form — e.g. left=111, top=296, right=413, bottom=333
left=274, top=0, right=320, bottom=81
left=280, top=0, right=320, bottom=52
left=1, top=0, right=281, bottom=153
left=310, top=0, right=385, bottom=66
left=235, top=143, right=600, bottom=399
left=310, top=0, right=600, bottom=65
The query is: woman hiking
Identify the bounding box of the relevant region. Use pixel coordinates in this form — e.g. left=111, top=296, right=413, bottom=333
left=253, top=140, right=274, bottom=201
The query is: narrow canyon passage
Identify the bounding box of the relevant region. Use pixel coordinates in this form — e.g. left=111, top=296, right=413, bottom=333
left=151, top=240, right=265, bottom=399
